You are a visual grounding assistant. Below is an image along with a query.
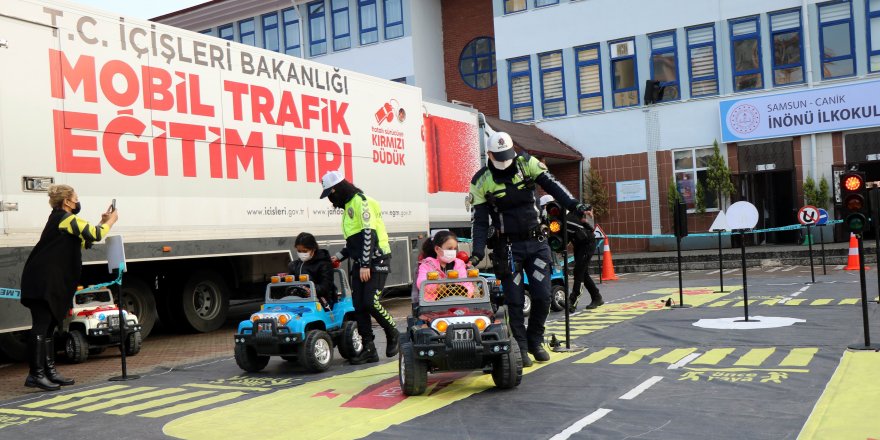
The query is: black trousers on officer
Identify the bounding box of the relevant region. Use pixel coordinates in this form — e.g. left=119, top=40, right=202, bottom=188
left=498, top=239, right=552, bottom=351
left=572, top=241, right=600, bottom=302
left=350, top=265, right=396, bottom=343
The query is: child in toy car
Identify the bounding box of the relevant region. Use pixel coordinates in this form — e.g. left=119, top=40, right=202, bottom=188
left=414, top=231, right=472, bottom=303
left=289, top=232, right=337, bottom=308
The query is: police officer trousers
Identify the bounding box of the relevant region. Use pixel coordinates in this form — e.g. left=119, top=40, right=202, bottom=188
left=497, top=239, right=552, bottom=350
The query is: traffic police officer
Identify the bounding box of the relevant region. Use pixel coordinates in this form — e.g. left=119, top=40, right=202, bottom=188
left=469, top=132, right=588, bottom=367
left=321, top=171, right=399, bottom=364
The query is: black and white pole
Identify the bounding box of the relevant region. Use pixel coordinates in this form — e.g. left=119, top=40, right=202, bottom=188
left=734, top=230, right=755, bottom=323
left=109, top=270, right=139, bottom=381
left=806, top=223, right=815, bottom=284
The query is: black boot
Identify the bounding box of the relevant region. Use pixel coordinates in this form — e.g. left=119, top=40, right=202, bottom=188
left=585, top=295, right=605, bottom=310
left=385, top=329, right=399, bottom=358
left=24, top=335, right=60, bottom=391
left=44, top=338, right=74, bottom=386
left=529, top=345, right=551, bottom=362
left=349, top=340, right=379, bottom=365
left=520, top=349, right=533, bottom=368
left=567, top=293, right=581, bottom=314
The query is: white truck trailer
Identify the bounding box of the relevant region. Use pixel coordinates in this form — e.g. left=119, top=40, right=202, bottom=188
left=0, top=0, right=482, bottom=360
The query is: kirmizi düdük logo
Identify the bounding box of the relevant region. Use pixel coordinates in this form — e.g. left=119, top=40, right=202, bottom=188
left=729, top=104, right=761, bottom=135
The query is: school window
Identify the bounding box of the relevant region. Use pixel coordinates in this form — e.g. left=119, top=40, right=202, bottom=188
left=610, top=38, right=639, bottom=108
left=730, top=16, right=763, bottom=92
left=673, top=147, right=718, bottom=211
left=505, top=0, right=526, bottom=14
left=238, top=18, right=256, bottom=46
left=262, top=13, right=280, bottom=52
left=819, top=0, right=855, bottom=79
left=686, top=25, right=718, bottom=97
left=869, top=0, right=880, bottom=71
left=535, top=0, right=558, bottom=7
left=649, top=32, right=680, bottom=101
left=392, top=77, right=407, bottom=84
left=384, top=0, right=404, bottom=39
left=199, top=29, right=213, bottom=36
left=460, top=37, right=496, bottom=90
left=309, top=1, right=327, bottom=56
left=331, top=0, right=351, bottom=51
left=282, top=8, right=302, bottom=57
left=509, top=57, right=534, bottom=122
left=219, top=24, right=233, bottom=41
left=359, top=0, right=379, bottom=45
left=575, top=45, right=603, bottom=112
left=770, top=9, right=804, bottom=85
left=539, top=51, right=566, bottom=117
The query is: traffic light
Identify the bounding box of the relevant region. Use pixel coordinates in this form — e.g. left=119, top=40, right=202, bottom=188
left=544, top=200, right=566, bottom=252
left=840, top=171, right=870, bottom=233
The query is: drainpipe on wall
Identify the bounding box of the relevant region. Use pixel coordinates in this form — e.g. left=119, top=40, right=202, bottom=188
left=579, top=160, right=585, bottom=202
left=803, top=0, right=818, bottom=181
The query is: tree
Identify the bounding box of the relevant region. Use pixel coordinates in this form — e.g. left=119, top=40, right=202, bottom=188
left=803, top=175, right=819, bottom=207
left=668, top=177, right=683, bottom=215
left=705, top=140, right=735, bottom=210
left=696, top=181, right=707, bottom=214
left=817, top=176, right=830, bottom=210
left=584, top=167, right=609, bottom=221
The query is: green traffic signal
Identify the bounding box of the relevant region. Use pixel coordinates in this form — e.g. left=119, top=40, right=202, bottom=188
left=847, top=213, right=866, bottom=232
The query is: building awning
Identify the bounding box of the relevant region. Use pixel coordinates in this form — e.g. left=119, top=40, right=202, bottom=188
left=484, top=116, right=583, bottom=163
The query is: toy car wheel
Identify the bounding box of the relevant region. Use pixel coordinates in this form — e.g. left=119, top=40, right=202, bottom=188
left=523, top=291, right=532, bottom=317
left=338, top=321, right=363, bottom=360
left=299, top=330, right=333, bottom=373
left=550, top=284, right=566, bottom=312
left=234, top=343, right=270, bottom=372
left=65, top=330, right=89, bottom=364
left=399, top=342, right=427, bottom=396
left=125, top=331, right=142, bottom=356
left=492, top=345, right=523, bottom=389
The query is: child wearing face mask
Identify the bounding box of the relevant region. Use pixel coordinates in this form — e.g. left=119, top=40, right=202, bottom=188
left=414, top=230, right=471, bottom=303
left=288, top=232, right=338, bottom=307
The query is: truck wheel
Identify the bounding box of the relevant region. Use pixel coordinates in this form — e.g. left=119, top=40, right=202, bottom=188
left=119, top=278, right=157, bottom=339
left=0, top=331, right=29, bottom=362
left=492, top=345, right=523, bottom=389
left=65, top=331, right=89, bottom=364
left=337, top=321, right=363, bottom=360
left=179, top=270, right=230, bottom=333
left=234, top=344, right=269, bottom=372
left=125, top=331, right=142, bottom=356
left=299, top=330, right=333, bottom=373
left=550, top=284, right=566, bottom=312
left=399, top=342, right=427, bottom=396
left=523, top=291, right=532, bottom=317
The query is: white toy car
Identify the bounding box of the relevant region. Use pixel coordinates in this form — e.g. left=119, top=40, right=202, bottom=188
left=61, top=287, right=142, bottom=363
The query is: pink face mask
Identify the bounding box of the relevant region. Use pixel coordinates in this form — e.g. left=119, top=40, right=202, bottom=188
left=439, top=249, right=457, bottom=264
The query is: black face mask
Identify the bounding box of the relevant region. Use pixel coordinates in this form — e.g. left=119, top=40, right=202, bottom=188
left=328, top=192, right=345, bottom=209
left=72, top=201, right=81, bottom=215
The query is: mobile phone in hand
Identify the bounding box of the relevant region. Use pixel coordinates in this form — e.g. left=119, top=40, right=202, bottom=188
left=110, top=199, right=116, bottom=212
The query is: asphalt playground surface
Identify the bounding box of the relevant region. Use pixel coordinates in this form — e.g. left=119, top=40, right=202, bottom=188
left=1, top=263, right=879, bottom=439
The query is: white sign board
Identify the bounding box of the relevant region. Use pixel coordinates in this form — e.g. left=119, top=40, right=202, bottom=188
left=106, top=235, right=127, bottom=273
left=709, top=210, right=729, bottom=232
left=727, top=201, right=759, bottom=230
left=615, top=180, right=647, bottom=202
left=720, top=80, right=880, bottom=143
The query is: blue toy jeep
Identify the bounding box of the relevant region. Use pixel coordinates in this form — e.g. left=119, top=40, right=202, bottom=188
left=233, top=269, right=362, bottom=373
left=399, top=272, right=522, bottom=396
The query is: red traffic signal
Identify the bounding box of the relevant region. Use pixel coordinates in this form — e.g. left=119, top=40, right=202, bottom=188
left=844, top=175, right=864, bottom=191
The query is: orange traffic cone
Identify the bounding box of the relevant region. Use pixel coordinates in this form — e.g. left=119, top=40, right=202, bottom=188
left=844, top=233, right=870, bottom=271
left=601, top=237, right=619, bottom=281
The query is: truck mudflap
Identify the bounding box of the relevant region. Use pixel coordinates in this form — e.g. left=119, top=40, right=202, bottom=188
left=234, top=319, right=302, bottom=355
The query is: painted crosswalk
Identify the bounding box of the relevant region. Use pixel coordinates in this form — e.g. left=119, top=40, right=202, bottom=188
left=546, top=309, right=654, bottom=336
left=573, top=346, right=820, bottom=368
left=703, top=298, right=862, bottom=307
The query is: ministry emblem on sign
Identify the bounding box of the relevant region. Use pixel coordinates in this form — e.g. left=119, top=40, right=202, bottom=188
left=729, top=104, right=761, bottom=135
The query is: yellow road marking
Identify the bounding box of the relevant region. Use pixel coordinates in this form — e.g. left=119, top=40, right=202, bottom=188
left=707, top=300, right=732, bottom=307
left=779, top=348, right=819, bottom=367
left=799, top=351, right=880, bottom=439
left=139, top=392, right=246, bottom=418
left=106, top=391, right=215, bottom=416
left=732, top=300, right=757, bottom=307
left=733, top=348, right=776, bottom=366
left=574, top=347, right=621, bottom=364
left=78, top=388, right=188, bottom=412
left=49, top=387, right=158, bottom=410
left=182, top=384, right=272, bottom=392
left=839, top=298, right=859, bottom=305
left=611, top=348, right=660, bottom=365
left=650, top=348, right=698, bottom=365
left=810, top=299, right=832, bottom=306
left=761, top=299, right=780, bottom=305
left=22, top=385, right=130, bottom=408
left=785, top=299, right=806, bottom=306
left=691, top=348, right=736, bottom=365
left=0, top=408, right=75, bottom=418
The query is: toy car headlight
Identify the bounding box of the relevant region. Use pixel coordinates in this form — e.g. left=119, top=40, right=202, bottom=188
left=251, top=314, right=261, bottom=322
left=278, top=314, right=290, bottom=325
left=270, top=276, right=280, bottom=283
left=427, top=271, right=440, bottom=280
left=475, top=317, right=489, bottom=331
left=432, top=319, right=449, bottom=333
left=467, top=269, right=479, bottom=278
left=298, top=275, right=309, bottom=282
left=446, top=270, right=459, bottom=278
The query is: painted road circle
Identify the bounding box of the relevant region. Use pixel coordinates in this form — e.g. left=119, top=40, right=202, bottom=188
left=693, top=316, right=806, bottom=329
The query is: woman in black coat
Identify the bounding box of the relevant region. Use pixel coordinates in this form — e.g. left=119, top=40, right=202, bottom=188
left=288, top=232, right=337, bottom=307
left=20, top=184, right=117, bottom=391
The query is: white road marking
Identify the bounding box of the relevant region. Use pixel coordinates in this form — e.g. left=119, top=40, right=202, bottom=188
left=766, top=267, right=783, bottom=273
left=661, top=271, right=678, bottom=277
left=835, top=265, right=844, bottom=270
left=648, top=271, right=671, bottom=277
left=782, top=266, right=799, bottom=272
left=790, top=292, right=801, bottom=297
left=723, top=269, right=738, bottom=274
left=799, top=286, right=811, bottom=292
left=619, top=376, right=664, bottom=400
left=707, top=270, right=721, bottom=274
left=668, top=352, right=701, bottom=370
left=549, top=408, right=613, bottom=440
